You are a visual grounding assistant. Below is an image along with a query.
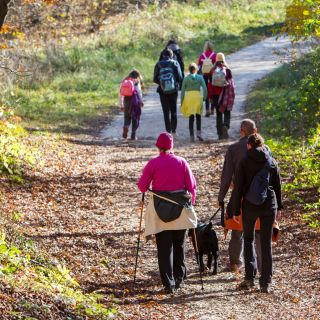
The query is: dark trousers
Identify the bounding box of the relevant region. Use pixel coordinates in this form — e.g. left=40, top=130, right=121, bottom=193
left=242, top=203, right=276, bottom=286
left=159, top=92, right=178, bottom=133
left=203, top=74, right=212, bottom=112
left=123, top=98, right=138, bottom=138
left=189, top=114, right=201, bottom=136
left=155, top=229, right=187, bottom=288
left=228, top=230, right=262, bottom=273
left=211, top=94, right=231, bottom=135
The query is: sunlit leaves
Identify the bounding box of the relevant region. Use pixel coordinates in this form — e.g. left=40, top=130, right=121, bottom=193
left=0, top=107, right=37, bottom=176
left=284, top=0, right=320, bottom=39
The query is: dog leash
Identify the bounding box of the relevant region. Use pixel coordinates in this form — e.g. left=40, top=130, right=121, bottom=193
left=208, top=207, right=221, bottom=222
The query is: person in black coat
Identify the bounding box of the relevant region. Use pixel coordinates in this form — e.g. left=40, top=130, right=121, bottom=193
left=159, top=39, right=185, bottom=80
left=154, top=48, right=182, bottom=134
left=233, top=133, right=283, bottom=293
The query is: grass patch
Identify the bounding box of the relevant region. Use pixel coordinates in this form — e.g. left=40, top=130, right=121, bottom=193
left=0, top=213, right=116, bottom=319
left=3, top=0, right=290, bottom=132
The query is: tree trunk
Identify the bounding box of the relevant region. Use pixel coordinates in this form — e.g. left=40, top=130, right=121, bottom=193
left=0, top=0, right=11, bottom=29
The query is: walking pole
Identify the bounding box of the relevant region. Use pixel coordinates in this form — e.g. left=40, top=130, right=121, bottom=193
left=133, top=193, right=145, bottom=288
left=192, top=229, right=204, bottom=291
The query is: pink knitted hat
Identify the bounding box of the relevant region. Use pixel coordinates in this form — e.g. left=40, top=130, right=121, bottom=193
left=156, top=132, right=173, bottom=150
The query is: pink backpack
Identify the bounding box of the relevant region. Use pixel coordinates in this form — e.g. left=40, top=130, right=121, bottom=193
left=120, top=78, right=135, bottom=97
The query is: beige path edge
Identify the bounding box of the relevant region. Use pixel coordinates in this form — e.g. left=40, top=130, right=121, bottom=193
left=101, top=36, right=292, bottom=143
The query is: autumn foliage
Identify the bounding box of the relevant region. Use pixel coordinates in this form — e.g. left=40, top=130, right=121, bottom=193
left=284, top=0, right=320, bottom=39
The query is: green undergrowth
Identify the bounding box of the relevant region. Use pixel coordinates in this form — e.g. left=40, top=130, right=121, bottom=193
left=3, top=0, right=289, bottom=131
left=0, top=213, right=116, bottom=319
left=0, top=107, right=37, bottom=180
left=247, top=48, right=320, bottom=228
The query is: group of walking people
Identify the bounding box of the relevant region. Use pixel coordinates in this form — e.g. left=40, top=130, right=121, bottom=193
left=118, top=39, right=283, bottom=295
left=119, top=39, right=235, bottom=141
left=137, top=118, right=283, bottom=295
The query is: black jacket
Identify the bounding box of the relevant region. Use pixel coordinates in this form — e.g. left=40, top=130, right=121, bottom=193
left=159, top=43, right=185, bottom=78
left=233, top=146, right=283, bottom=215
left=153, top=57, right=183, bottom=94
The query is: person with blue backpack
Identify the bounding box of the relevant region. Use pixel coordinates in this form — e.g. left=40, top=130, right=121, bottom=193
left=159, top=39, right=185, bottom=81
left=154, top=48, right=183, bottom=135
left=233, top=133, right=283, bottom=293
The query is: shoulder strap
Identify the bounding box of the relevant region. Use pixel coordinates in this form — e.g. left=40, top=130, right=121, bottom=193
left=202, top=52, right=208, bottom=59
left=149, top=190, right=182, bottom=207
left=208, top=52, right=214, bottom=59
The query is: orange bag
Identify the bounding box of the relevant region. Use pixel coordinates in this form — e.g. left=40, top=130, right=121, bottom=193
left=224, top=209, right=280, bottom=242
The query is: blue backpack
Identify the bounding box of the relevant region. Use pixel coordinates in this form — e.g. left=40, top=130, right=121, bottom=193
left=246, top=160, right=272, bottom=205
left=159, top=61, right=176, bottom=94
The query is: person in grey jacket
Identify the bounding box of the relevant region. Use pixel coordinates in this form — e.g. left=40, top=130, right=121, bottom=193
left=217, top=119, right=262, bottom=272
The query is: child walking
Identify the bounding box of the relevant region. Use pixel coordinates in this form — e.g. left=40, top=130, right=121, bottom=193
left=119, top=69, right=144, bottom=140
left=197, top=41, right=216, bottom=117
left=208, top=53, right=234, bottom=139
left=181, top=63, right=207, bottom=142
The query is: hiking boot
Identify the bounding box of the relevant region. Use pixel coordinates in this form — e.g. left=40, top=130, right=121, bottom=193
left=190, top=135, right=195, bottom=142
left=163, top=286, right=176, bottom=295
left=122, top=127, right=128, bottom=139
left=237, top=279, right=255, bottom=290
left=205, top=111, right=210, bottom=117
left=130, top=133, right=137, bottom=140
left=222, top=125, right=229, bottom=139
left=260, top=286, right=270, bottom=293
left=260, top=284, right=272, bottom=293
left=197, top=131, right=204, bottom=141
left=175, top=280, right=184, bottom=290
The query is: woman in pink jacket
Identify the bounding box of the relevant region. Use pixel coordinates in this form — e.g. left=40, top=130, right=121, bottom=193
left=137, top=132, right=197, bottom=294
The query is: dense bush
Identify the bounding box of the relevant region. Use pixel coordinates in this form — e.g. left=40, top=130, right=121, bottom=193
left=248, top=48, right=320, bottom=138
left=0, top=109, right=36, bottom=178
left=247, top=48, right=320, bottom=228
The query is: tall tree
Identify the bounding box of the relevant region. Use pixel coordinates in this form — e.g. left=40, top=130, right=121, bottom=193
left=0, top=0, right=10, bottom=29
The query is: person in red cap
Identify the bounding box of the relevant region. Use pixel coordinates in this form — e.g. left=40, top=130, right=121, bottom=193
left=137, top=132, right=197, bottom=294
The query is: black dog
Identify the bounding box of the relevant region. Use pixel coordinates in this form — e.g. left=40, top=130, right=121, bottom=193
left=189, top=222, right=219, bottom=274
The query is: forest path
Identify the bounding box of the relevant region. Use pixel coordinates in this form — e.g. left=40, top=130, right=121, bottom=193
left=101, top=36, right=292, bottom=143
left=7, top=37, right=318, bottom=320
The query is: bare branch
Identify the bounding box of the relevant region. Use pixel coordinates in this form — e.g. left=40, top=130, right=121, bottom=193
left=0, top=64, right=32, bottom=77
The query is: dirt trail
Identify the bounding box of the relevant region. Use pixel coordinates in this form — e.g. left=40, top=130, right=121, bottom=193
left=6, top=37, right=319, bottom=320
left=101, top=36, right=292, bottom=142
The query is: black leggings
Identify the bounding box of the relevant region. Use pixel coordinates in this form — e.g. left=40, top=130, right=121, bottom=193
left=212, top=94, right=231, bottom=135
left=189, top=114, right=201, bottom=136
